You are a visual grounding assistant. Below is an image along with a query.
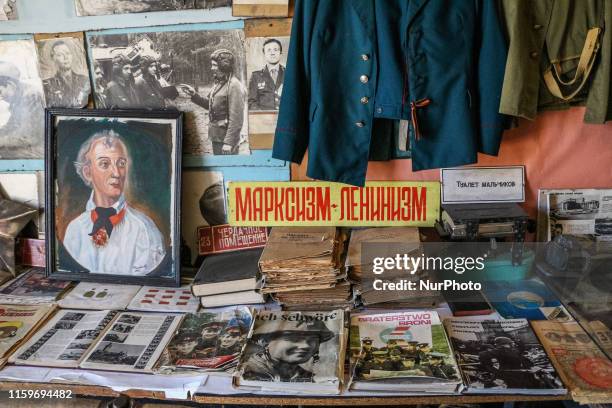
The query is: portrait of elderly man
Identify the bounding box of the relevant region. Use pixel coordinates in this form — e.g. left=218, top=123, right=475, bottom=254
left=182, top=48, right=246, bottom=155
left=62, top=129, right=166, bottom=276
left=41, top=39, right=91, bottom=108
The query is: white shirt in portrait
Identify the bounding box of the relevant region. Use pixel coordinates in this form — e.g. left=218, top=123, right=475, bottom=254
left=63, top=193, right=166, bottom=276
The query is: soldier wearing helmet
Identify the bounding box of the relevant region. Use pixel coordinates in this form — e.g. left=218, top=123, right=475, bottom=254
left=105, top=54, right=139, bottom=108
left=478, top=335, right=538, bottom=388
left=134, top=55, right=179, bottom=108
left=181, top=48, right=246, bottom=155
left=240, top=318, right=335, bottom=382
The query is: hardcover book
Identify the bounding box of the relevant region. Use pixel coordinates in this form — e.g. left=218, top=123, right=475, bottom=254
left=192, top=248, right=263, bottom=297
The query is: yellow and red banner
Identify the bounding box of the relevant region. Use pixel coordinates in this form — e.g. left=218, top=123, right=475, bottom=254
left=228, top=181, right=440, bottom=226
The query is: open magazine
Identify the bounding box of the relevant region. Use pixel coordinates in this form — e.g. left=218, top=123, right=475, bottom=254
left=349, top=310, right=461, bottom=393
left=156, top=307, right=252, bottom=374
left=79, top=312, right=182, bottom=373
left=233, top=310, right=346, bottom=394
left=446, top=318, right=566, bottom=395
left=0, top=304, right=55, bottom=367
left=10, top=309, right=117, bottom=367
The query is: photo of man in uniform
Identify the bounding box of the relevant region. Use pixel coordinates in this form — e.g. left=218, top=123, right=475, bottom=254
left=182, top=49, right=246, bottom=155
left=39, top=39, right=91, bottom=108
left=62, top=129, right=166, bottom=276
left=241, top=319, right=335, bottom=382
left=105, top=54, right=139, bottom=109
left=248, top=38, right=285, bottom=111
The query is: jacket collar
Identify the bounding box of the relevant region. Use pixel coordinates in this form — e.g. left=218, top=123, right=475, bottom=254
left=350, top=0, right=429, bottom=38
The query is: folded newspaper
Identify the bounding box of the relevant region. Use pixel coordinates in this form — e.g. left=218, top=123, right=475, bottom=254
left=349, top=310, right=461, bottom=393
left=233, top=310, right=346, bottom=394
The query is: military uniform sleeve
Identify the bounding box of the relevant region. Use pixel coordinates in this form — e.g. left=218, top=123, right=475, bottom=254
left=248, top=72, right=260, bottom=110
left=272, top=0, right=317, bottom=164
left=224, top=79, right=246, bottom=147
left=191, top=93, right=209, bottom=109
left=474, top=0, right=508, bottom=155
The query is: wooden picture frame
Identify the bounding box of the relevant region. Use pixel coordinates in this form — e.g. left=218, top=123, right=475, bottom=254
left=45, top=109, right=182, bottom=287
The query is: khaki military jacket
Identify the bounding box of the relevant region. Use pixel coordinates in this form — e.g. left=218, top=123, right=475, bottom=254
left=500, top=0, right=611, bottom=123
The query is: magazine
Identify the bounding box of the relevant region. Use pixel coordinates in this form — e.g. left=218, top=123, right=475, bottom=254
left=446, top=318, right=566, bottom=395
left=533, top=321, right=612, bottom=404
left=0, top=267, right=73, bottom=304
left=0, top=304, right=56, bottom=367
left=538, top=189, right=612, bottom=245
left=156, top=307, right=252, bottom=373
left=234, top=310, right=346, bottom=394
left=10, top=309, right=117, bottom=368
left=58, top=282, right=141, bottom=310
left=127, top=286, right=199, bottom=313
left=80, top=312, right=182, bottom=373
left=349, top=311, right=461, bottom=393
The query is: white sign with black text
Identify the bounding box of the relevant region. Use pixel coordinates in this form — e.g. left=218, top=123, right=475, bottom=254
left=441, top=166, right=525, bottom=204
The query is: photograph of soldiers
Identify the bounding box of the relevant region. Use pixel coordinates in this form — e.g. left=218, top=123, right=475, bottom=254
left=0, top=0, right=17, bottom=20
left=246, top=37, right=288, bottom=111
left=240, top=319, right=335, bottom=383
left=354, top=337, right=459, bottom=381
left=87, top=341, right=144, bottom=366
left=451, top=323, right=564, bottom=390
left=75, top=0, right=231, bottom=16
left=88, top=29, right=249, bottom=156
left=36, top=37, right=91, bottom=108
left=0, top=40, right=45, bottom=159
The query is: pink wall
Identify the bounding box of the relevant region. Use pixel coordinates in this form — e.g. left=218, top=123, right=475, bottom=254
left=292, top=107, right=612, bottom=218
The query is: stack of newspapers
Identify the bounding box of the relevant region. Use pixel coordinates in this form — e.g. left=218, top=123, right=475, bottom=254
left=259, top=227, right=348, bottom=309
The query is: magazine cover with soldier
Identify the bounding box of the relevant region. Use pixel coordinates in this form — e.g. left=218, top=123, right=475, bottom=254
left=156, top=307, right=251, bottom=373
left=234, top=310, right=345, bottom=394
left=446, top=318, right=566, bottom=394
left=349, top=310, right=461, bottom=392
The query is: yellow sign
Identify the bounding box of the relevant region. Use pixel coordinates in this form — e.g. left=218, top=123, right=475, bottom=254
left=228, top=181, right=440, bottom=226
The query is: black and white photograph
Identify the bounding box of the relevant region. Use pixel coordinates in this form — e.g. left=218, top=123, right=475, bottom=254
left=118, top=314, right=142, bottom=325
left=36, top=36, right=91, bottom=108
left=245, top=36, right=289, bottom=139
left=111, top=323, right=134, bottom=334
left=62, top=312, right=86, bottom=321
left=0, top=39, right=46, bottom=159
left=86, top=342, right=144, bottom=366
left=58, top=350, right=83, bottom=361
left=87, top=28, right=249, bottom=156
left=181, top=170, right=225, bottom=266
left=75, top=329, right=100, bottom=340
left=236, top=311, right=343, bottom=388
left=246, top=36, right=288, bottom=112
left=75, top=0, right=231, bottom=16
left=103, top=332, right=129, bottom=343
left=66, top=341, right=91, bottom=350
left=54, top=320, right=78, bottom=330
left=0, top=0, right=17, bottom=21
left=447, top=319, right=565, bottom=393
left=550, top=194, right=600, bottom=220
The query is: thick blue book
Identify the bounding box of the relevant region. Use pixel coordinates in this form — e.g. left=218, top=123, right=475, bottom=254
left=482, top=280, right=569, bottom=321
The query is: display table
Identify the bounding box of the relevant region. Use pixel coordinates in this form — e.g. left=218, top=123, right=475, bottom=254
left=0, top=381, right=570, bottom=405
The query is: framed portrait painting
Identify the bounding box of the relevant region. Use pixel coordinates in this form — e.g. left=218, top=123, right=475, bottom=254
left=45, top=109, right=182, bottom=286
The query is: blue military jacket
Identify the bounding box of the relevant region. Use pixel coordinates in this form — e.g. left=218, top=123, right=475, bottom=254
left=273, top=0, right=508, bottom=186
